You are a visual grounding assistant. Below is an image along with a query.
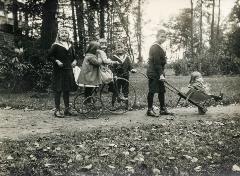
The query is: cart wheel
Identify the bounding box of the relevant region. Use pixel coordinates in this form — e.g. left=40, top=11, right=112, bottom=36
left=73, top=93, right=86, bottom=113
left=100, top=78, right=136, bottom=115
left=198, top=106, right=207, bottom=115
left=81, top=96, right=103, bottom=119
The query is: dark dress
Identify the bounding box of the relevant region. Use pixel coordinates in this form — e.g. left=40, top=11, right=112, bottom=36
left=48, top=43, right=77, bottom=92
left=146, top=43, right=167, bottom=93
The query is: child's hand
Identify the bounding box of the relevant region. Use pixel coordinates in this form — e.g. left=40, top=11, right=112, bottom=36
left=56, top=60, right=63, bottom=67
left=113, top=61, right=120, bottom=65
left=131, top=69, right=137, bottom=73
left=71, top=60, right=77, bottom=67
left=159, top=74, right=165, bottom=81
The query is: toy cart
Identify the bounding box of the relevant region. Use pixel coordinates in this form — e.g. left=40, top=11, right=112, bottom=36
left=164, top=81, right=222, bottom=114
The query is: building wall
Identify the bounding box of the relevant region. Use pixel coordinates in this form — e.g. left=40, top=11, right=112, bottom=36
left=0, top=30, right=14, bottom=48
left=0, top=0, right=22, bottom=33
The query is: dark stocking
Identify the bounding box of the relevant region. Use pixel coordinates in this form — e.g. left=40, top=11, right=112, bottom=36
left=147, top=92, right=154, bottom=110
left=63, top=91, right=70, bottom=108
left=158, top=93, right=165, bottom=110
left=55, top=91, right=61, bottom=110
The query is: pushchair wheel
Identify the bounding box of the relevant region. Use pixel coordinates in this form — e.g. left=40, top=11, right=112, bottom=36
left=198, top=106, right=207, bottom=115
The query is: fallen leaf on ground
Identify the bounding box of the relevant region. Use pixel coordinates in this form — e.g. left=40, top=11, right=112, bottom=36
left=44, top=163, right=54, bottom=167
left=81, top=164, right=93, bottom=171
left=125, top=166, right=134, bottom=173
left=7, top=155, right=13, bottom=160
left=152, top=168, right=161, bottom=175
left=100, top=153, right=109, bottom=157
left=68, top=159, right=73, bottom=163
left=123, top=151, right=130, bottom=156
left=75, top=154, right=83, bottom=161
left=108, top=165, right=115, bottom=169
left=134, top=153, right=144, bottom=162
left=194, top=166, right=202, bottom=172
left=129, top=147, right=135, bottom=152
left=191, top=157, right=198, bottom=163
left=232, top=164, right=240, bottom=172
left=183, top=155, right=192, bottom=160
left=56, top=147, right=61, bottom=151
left=108, top=143, right=117, bottom=147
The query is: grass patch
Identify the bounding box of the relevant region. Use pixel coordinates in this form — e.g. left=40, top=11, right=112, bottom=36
left=0, top=74, right=240, bottom=110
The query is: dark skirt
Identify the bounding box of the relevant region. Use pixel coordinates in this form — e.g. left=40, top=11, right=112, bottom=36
left=52, top=68, right=77, bottom=92
left=148, top=79, right=166, bottom=94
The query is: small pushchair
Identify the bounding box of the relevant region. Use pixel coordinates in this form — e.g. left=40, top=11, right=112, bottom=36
left=164, top=81, right=223, bottom=114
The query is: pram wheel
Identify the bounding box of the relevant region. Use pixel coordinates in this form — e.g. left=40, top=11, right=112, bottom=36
left=100, top=77, right=136, bottom=115
left=73, top=93, right=85, bottom=113
left=81, top=96, right=103, bottom=119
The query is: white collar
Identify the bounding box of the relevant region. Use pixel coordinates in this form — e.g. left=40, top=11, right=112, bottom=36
left=53, top=41, right=71, bottom=50
left=113, top=54, right=127, bottom=63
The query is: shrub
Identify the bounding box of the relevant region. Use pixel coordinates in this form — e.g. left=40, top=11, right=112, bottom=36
left=172, top=59, right=189, bottom=76
left=0, top=43, right=52, bottom=92
left=23, top=45, right=52, bottom=92
left=0, top=46, right=33, bottom=92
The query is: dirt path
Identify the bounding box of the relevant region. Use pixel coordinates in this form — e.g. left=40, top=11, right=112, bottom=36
left=0, top=104, right=240, bottom=140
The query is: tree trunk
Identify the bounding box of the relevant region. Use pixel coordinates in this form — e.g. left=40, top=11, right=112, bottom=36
left=113, top=1, right=134, bottom=62
left=24, top=12, right=29, bottom=37
left=136, top=0, right=142, bottom=63
left=12, top=0, right=18, bottom=37
left=71, top=0, right=78, bottom=48
left=199, top=0, right=203, bottom=71
left=87, top=0, right=96, bottom=41
left=199, top=0, right=203, bottom=51
left=75, top=0, right=85, bottom=60
left=190, top=0, right=194, bottom=68
left=216, top=0, right=221, bottom=40
left=210, top=0, right=215, bottom=48
left=40, top=0, right=58, bottom=49
left=99, top=0, right=106, bottom=38
left=107, top=2, right=114, bottom=57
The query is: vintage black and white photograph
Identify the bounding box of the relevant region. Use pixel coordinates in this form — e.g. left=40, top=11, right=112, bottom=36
left=0, top=0, right=240, bottom=175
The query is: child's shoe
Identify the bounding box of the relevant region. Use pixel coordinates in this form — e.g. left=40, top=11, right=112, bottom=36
left=146, top=109, right=158, bottom=117
left=159, top=108, right=174, bottom=116
left=64, top=108, right=78, bottom=116
left=54, top=110, right=64, bottom=118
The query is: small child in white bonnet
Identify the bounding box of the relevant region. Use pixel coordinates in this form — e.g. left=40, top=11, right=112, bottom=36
left=188, top=71, right=223, bottom=100
left=189, top=71, right=210, bottom=94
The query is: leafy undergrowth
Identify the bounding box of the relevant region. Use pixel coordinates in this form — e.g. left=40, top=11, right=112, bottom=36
left=1, top=116, right=240, bottom=176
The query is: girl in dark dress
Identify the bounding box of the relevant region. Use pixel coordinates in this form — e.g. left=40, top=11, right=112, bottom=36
left=48, top=30, right=77, bottom=118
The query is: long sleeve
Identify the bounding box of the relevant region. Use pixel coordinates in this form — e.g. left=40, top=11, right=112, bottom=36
left=149, top=45, right=166, bottom=79
left=126, top=56, right=133, bottom=71
left=47, top=44, right=57, bottom=63
left=97, top=50, right=115, bottom=64
left=69, top=46, right=76, bottom=62
left=88, top=55, right=102, bottom=66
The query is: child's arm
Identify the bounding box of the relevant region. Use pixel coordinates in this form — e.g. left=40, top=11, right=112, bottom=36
left=126, top=56, right=136, bottom=73
left=98, top=50, right=119, bottom=65
left=88, top=55, right=102, bottom=66
left=190, top=82, right=207, bottom=93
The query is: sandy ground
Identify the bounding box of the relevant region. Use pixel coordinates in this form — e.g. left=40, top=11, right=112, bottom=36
left=0, top=104, right=239, bottom=140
